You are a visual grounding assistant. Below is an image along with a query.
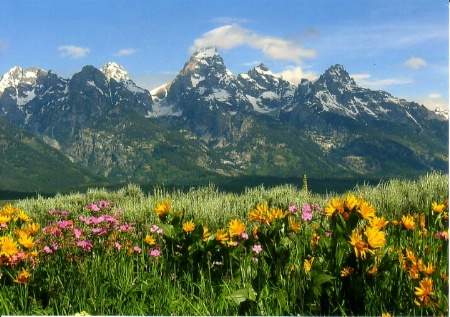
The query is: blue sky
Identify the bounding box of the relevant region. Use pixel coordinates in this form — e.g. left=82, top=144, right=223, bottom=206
left=0, top=0, right=448, bottom=110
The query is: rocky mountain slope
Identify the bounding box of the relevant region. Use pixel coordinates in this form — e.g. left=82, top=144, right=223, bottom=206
left=0, top=47, right=447, bottom=192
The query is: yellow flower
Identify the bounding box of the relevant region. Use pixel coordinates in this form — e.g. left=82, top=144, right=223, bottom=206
left=17, top=210, right=32, bottom=222
left=414, top=277, right=434, bottom=297
left=345, top=193, right=358, bottom=210
left=14, top=268, right=32, bottom=284
left=364, top=226, right=385, bottom=249
left=229, top=219, right=245, bottom=237
left=349, top=229, right=373, bottom=260
left=14, top=229, right=27, bottom=238
left=0, top=215, right=11, bottom=225
left=144, top=234, right=156, bottom=245
left=401, top=214, right=415, bottom=230
left=357, top=200, right=376, bottom=220
left=289, top=216, right=301, bottom=233
left=367, top=263, right=378, bottom=275
left=303, top=257, right=314, bottom=272
left=75, top=312, right=90, bottom=316
left=325, top=197, right=344, bottom=217
left=18, top=235, right=35, bottom=249
left=248, top=202, right=268, bottom=222
left=369, top=216, right=389, bottom=229
left=432, top=201, right=445, bottom=213
left=154, top=200, right=170, bottom=217
left=270, top=207, right=287, bottom=220
left=382, top=313, right=391, bottom=317
left=1, top=204, right=19, bottom=216
left=215, top=229, right=229, bottom=245
left=23, top=222, right=40, bottom=235
left=202, top=226, right=211, bottom=241
left=419, top=261, right=436, bottom=275
left=311, top=233, right=320, bottom=246
left=341, top=266, right=353, bottom=277
left=0, top=236, right=19, bottom=258
left=182, top=220, right=196, bottom=233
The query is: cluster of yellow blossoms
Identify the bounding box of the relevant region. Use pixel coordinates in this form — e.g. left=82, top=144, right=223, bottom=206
left=0, top=204, right=40, bottom=284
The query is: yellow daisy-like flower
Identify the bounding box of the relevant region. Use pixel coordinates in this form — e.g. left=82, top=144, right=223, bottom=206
left=341, top=266, right=353, bottom=277
left=18, top=235, right=35, bottom=249
left=202, top=226, right=211, bottom=241
left=270, top=207, right=287, bottom=220
left=0, top=236, right=19, bottom=258
left=182, top=220, right=196, bottom=233
left=1, top=204, right=19, bottom=216
left=345, top=193, right=358, bottom=210
left=369, top=216, right=389, bottom=229
left=0, top=215, right=11, bottom=225
left=303, top=257, right=314, bottom=272
left=419, top=261, right=436, bottom=275
left=364, top=226, right=386, bottom=249
left=23, top=222, right=40, bottom=235
left=14, top=229, right=28, bottom=238
left=382, top=313, right=392, bottom=317
left=414, top=277, right=434, bottom=297
left=367, top=263, right=378, bottom=275
left=17, top=210, right=32, bottom=222
left=215, top=229, right=229, bottom=245
left=432, top=201, right=445, bottom=213
left=144, top=234, right=156, bottom=245
left=154, top=200, right=170, bottom=217
left=325, top=197, right=344, bottom=217
left=401, top=214, right=416, bottom=230
left=289, top=216, right=301, bottom=233
left=357, top=200, right=376, bottom=220
left=14, top=268, right=32, bottom=284
left=248, top=202, right=268, bottom=222
left=349, top=229, right=373, bottom=260
left=229, top=219, right=245, bottom=237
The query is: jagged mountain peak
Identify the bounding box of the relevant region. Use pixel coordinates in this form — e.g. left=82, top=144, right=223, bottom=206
left=321, top=64, right=356, bottom=86
left=100, top=62, right=130, bottom=82
left=192, top=47, right=220, bottom=59
left=0, top=66, right=47, bottom=94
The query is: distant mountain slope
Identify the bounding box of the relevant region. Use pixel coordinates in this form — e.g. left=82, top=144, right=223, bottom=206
left=0, top=117, right=105, bottom=192
left=0, top=47, right=447, bottom=192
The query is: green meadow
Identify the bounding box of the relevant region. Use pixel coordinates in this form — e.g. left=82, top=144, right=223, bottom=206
left=0, top=172, right=448, bottom=316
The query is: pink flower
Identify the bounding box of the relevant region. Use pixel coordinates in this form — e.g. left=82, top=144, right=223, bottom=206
left=52, top=243, right=59, bottom=250
left=133, top=246, right=142, bottom=253
left=57, top=220, right=73, bottom=229
left=149, top=249, right=161, bottom=257
left=87, top=203, right=100, bottom=212
left=150, top=225, right=160, bottom=233
left=252, top=244, right=263, bottom=254
left=115, top=242, right=122, bottom=250
left=326, top=231, right=332, bottom=237
left=241, top=232, right=249, bottom=240
left=301, top=204, right=312, bottom=213
left=72, top=228, right=83, bottom=239
left=301, top=211, right=313, bottom=221
left=44, top=246, right=52, bottom=254
left=77, top=240, right=93, bottom=251
left=49, top=209, right=60, bottom=214
left=61, top=210, right=68, bottom=216
left=288, top=204, right=299, bottom=214
left=92, top=227, right=108, bottom=235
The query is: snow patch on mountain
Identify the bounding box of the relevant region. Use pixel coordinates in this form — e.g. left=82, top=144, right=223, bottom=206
left=100, top=62, right=130, bottom=82
left=17, top=89, right=36, bottom=106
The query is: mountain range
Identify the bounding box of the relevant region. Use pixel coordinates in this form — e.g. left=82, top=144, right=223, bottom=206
left=0, top=47, right=448, bottom=193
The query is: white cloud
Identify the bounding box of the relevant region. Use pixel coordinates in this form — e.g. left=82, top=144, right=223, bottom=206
left=190, top=24, right=316, bottom=64
left=276, top=66, right=318, bottom=85
left=113, top=48, right=137, bottom=56
left=351, top=73, right=413, bottom=89
left=404, top=57, right=427, bottom=69
left=416, top=93, right=449, bottom=111
left=58, top=45, right=90, bottom=59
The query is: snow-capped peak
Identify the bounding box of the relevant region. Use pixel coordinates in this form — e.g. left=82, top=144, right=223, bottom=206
left=254, top=63, right=276, bottom=76
left=0, top=66, right=45, bottom=94
left=192, top=47, right=219, bottom=59
left=100, top=62, right=130, bottom=82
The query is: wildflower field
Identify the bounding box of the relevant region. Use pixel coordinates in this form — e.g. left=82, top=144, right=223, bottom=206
left=0, top=172, right=448, bottom=316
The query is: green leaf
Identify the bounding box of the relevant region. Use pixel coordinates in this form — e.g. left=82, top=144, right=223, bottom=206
left=227, top=286, right=257, bottom=305
left=158, top=224, right=176, bottom=239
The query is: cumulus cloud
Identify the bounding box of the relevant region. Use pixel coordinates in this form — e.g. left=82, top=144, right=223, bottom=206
left=351, top=73, right=413, bottom=89
left=190, top=24, right=316, bottom=64
left=113, top=48, right=137, bottom=56
left=416, top=93, right=449, bottom=111
left=404, top=57, right=427, bottom=69
left=276, top=66, right=318, bottom=85
left=58, top=45, right=90, bottom=59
